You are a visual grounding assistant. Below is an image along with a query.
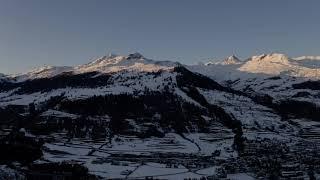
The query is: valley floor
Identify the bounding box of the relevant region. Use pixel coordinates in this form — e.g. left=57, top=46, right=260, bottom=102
left=37, top=132, right=235, bottom=179
left=1, top=119, right=320, bottom=179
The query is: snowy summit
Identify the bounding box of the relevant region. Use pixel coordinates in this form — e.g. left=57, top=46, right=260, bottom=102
left=220, top=55, right=242, bottom=65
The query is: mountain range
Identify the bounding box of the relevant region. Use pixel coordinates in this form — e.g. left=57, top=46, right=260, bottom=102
left=0, top=52, right=320, bottom=179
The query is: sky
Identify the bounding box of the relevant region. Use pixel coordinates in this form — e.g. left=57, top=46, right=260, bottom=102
left=0, top=0, right=320, bottom=74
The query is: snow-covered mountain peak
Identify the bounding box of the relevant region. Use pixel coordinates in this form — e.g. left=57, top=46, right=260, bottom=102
left=204, top=55, right=242, bottom=66
left=221, top=55, right=242, bottom=65
left=86, top=52, right=145, bottom=66
left=238, top=53, right=320, bottom=78
left=85, top=54, right=126, bottom=66
left=75, top=53, right=176, bottom=74
left=238, top=53, right=292, bottom=75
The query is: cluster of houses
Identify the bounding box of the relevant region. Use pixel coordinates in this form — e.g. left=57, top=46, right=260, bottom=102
left=238, top=138, right=320, bottom=179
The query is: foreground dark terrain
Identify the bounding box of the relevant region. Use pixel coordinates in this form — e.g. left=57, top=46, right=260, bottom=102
left=0, top=53, right=320, bottom=179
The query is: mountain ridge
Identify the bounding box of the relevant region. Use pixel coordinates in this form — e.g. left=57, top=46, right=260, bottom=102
left=6, top=53, right=179, bottom=83
left=2, top=52, right=320, bottom=82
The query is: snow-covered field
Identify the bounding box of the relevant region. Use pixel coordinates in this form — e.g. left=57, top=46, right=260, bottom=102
left=40, top=132, right=236, bottom=179
left=198, top=88, right=297, bottom=133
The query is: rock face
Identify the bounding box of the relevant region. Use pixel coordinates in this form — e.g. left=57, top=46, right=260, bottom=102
left=1, top=52, right=320, bottom=179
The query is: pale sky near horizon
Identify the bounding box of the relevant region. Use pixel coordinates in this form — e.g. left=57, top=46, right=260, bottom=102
left=0, top=0, right=320, bottom=74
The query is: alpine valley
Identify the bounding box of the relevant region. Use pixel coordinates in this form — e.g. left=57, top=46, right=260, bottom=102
left=1, top=52, right=320, bottom=179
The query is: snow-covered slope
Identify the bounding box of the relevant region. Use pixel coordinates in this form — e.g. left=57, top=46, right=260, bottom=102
left=11, top=66, right=73, bottom=82
left=189, top=53, right=320, bottom=109
left=0, top=53, right=188, bottom=106
left=198, top=88, right=296, bottom=133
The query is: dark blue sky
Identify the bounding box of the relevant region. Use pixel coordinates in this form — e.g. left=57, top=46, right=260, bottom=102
left=1, top=0, right=320, bottom=73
